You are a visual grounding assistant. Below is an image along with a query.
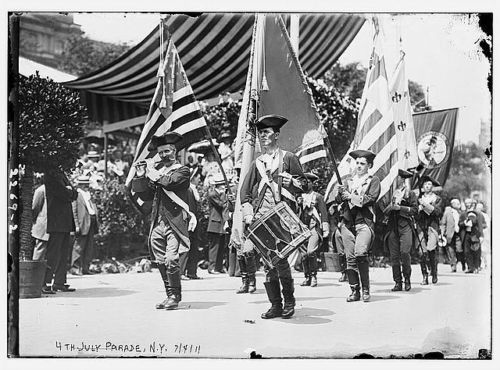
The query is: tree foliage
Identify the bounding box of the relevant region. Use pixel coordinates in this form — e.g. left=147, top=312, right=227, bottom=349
left=443, top=142, right=489, bottom=200
left=57, top=34, right=131, bottom=77
left=18, top=73, right=87, bottom=172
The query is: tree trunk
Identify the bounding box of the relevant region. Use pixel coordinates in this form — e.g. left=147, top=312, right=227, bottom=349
left=19, top=165, right=34, bottom=260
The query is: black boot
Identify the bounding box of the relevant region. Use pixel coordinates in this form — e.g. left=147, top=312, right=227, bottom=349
left=155, top=264, right=170, bottom=309
left=236, top=274, right=249, bottom=294
left=391, top=282, right=403, bottom=291
left=429, top=250, right=438, bottom=284
left=309, top=256, right=318, bottom=287
left=420, top=254, right=429, bottom=285
left=357, top=257, right=371, bottom=302
left=164, top=270, right=181, bottom=310
left=404, top=278, right=412, bottom=291
left=261, top=281, right=283, bottom=319
left=280, top=277, right=295, bottom=319
left=248, top=273, right=256, bottom=293
left=339, top=254, right=348, bottom=282
left=391, top=263, right=402, bottom=291
left=346, top=268, right=361, bottom=302
left=300, top=257, right=311, bottom=286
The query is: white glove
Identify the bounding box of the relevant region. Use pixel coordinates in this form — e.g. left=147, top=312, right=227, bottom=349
left=188, top=215, right=197, bottom=232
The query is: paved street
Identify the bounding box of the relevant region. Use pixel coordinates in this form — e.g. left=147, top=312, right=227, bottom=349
left=19, top=265, right=491, bottom=359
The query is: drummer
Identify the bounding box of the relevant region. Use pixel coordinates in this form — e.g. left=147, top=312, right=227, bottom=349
left=240, top=114, right=307, bottom=319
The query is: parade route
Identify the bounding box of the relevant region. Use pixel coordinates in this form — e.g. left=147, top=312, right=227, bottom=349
left=18, top=265, right=491, bottom=359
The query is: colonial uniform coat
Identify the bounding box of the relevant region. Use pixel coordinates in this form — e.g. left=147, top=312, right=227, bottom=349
left=416, top=191, right=443, bottom=281
left=132, top=162, right=191, bottom=265
left=383, top=186, right=418, bottom=284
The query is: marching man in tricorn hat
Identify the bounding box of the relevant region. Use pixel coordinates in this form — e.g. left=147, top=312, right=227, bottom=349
left=335, top=149, right=381, bottom=302
left=240, top=114, right=307, bottom=319
left=415, top=175, right=443, bottom=285
left=382, top=169, right=419, bottom=292
left=132, top=132, right=196, bottom=310
left=298, top=172, right=329, bottom=288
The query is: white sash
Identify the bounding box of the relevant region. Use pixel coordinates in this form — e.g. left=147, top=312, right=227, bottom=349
left=255, top=157, right=295, bottom=202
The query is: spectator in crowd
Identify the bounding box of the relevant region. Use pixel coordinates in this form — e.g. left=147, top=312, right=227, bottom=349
left=43, top=168, right=78, bottom=293
left=111, top=147, right=129, bottom=179
left=218, top=131, right=234, bottom=179
left=32, top=173, right=49, bottom=264
left=201, top=148, right=223, bottom=187
left=440, top=198, right=463, bottom=272
left=460, top=199, right=484, bottom=274
left=71, top=175, right=99, bottom=275
left=207, top=177, right=228, bottom=274
left=476, top=201, right=490, bottom=269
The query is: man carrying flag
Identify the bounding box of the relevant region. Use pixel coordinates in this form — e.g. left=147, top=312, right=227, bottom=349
left=240, top=114, right=307, bottom=319
left=131, top=133, right=195, bottom=310
left=126, top=22, right=211, bottom=310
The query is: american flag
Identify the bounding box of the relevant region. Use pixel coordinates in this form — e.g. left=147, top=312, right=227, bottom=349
left=126, top=34, right=208, bottom=214
left=325, top=17, right=398, bottom=205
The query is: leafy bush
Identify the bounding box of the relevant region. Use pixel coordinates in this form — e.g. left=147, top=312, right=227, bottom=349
left=93, top=179, right=150, bottom=260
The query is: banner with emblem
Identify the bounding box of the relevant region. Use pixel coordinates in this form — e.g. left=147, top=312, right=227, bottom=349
left=412, top=107, right=459, bottom=187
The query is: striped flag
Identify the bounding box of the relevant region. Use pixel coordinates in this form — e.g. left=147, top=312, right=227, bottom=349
left=126, top=33, right=208, bottom=214
left=390, top=52, right=419, bottom=170
left=231, top=14, right=328, bottom=248
left=325, top=17, right=398, bottom=205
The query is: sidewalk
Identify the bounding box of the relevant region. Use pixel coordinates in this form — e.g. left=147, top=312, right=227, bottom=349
left=19, top=265, right=491, bottom=358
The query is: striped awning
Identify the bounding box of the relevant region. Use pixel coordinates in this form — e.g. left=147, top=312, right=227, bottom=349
left=65, top=13, right=365, bottom=124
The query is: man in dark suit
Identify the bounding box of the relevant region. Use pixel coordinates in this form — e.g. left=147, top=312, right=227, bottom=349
left=43, top=168, right=78, bottom=293
left=207, top=177, right=228, bottom=274
left=132, top=132, right=195, bottom=310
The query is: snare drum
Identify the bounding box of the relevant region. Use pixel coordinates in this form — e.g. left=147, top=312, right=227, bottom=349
left=247, top=202, right=311, bottom=267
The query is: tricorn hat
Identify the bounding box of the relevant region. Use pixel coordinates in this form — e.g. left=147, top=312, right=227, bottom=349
left=148, top=132, right=183, bottom=152
left=255, top=114, right=288, bottom=131
left=304, top=172, right=319, bottom=181
left=421, top=175, right=440, bottom=187
left=349, top=149, right=376, bottom=163
left=398, top=169, right=413, bottom=179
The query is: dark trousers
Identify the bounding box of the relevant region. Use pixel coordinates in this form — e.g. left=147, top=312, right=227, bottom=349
left=45, top=232, right=71, bottom=286
left=388, top=224, right=412, bottom=283
left=464, top=234, right=481, bottom=272
left=419, top=249, right=437, bottom=278
left=179, top=231, right=199, bottom=277
left=265, top=258, right=292, bottom=282
left=208, top=232, right=226, bottom=272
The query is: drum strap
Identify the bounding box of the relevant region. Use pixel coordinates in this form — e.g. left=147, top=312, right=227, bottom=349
left=255, top=150, right=294, bottom=210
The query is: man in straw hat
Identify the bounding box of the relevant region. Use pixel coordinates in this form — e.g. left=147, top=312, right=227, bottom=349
left=132, top=132, right=196, bottom=310
left=335, top=149, right=381, bottom=302
left=415, top=175, right=443, bottom=285
left=298, top=172, right=329, bottom=288
left=71, top=175, right=99, bottom=275
left=382, top=169, right=418, bottom=292
left=240, top=114, right=307, bottom=319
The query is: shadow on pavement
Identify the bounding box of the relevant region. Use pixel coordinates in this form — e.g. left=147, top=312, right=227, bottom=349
left=280, top=307, right=334, bottom=325
left=181, top=301, right=227, bottom=310
left=366, top=294, right=400, bottom=302
left=47, top=287, right=136, bottom=298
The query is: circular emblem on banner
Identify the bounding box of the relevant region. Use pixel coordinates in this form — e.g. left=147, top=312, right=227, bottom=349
left=417, top=131, right=449, bottom=169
